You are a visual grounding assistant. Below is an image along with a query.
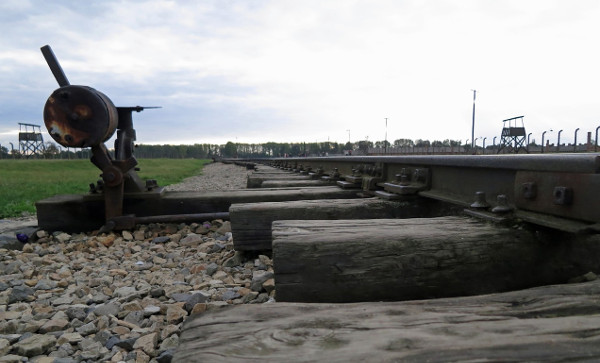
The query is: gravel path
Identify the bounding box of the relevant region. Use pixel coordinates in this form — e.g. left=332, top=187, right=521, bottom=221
left=164, top=162, right=250, bottom=191
left=0, top=162, right=271, bottom=362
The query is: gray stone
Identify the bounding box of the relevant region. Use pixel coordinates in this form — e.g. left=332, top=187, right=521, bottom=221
left=0, top=338, right=10, bottom=356
left=159, top=334, right=179, bottom=351
left=114, top=286, right=138, bottom=299
left=105, top=336, right=120, bottom=350
left=53, top=358, right=77, bottom=363
left=0, top=320, right=18, bottom=334
left=124, top=351, right=137, bottom=361
left=0, top=334, right=21, bottom=344
left=17, top=332, right=34, bottom=342
left=54, top=232, right=71, bottom=243
left=0, top=354, right=27, bottom=363
left=242, top=291, right=259, bottom=303
left=57, top=332, right=84, bottom=345
left=89, top=292, right=109, bottom=303
left=0, top=236, right=23, bottom=251
left=223, top=251, right=245, bottom=267
left=115, top=337, right=138, bottom=351
left=156, top=349, right=175, bottom=363
left=13, top=334, right=57, bottom=357
left=150, top=287, right=165, bottom=298
left=254, top=258, right=268, bottom=270
left=79, top=338, right=103, bottom=360
left=133, top=261, right=153, bottom=271
left=143, top=305, right=161, bottom=317
left=133, top=332, right=158, bottom=356
left=216, top=221, right=232, bottom=234
left=8, top=285, right=35, bottom=303
left=51, top=295, right=74, bottom=306
left=93, top=329, right=112, bottom=345
left=152, top=236, right=170, bottom=243
left=210, top=242, right=226, bottom=252
left=75, top=321, right=97, bottom=336
left=124, top=310, right=144, bottom=326
left=250, top=270, right=274, bottom=292
left=184, top=292, right=210, bottom=312
left=69, top=318, right=84, bottom=329
left=93, top=302, right=121, bottom=317
left=121, top=230, right=133, bottom=241
left=65, top=304, right=89, bottom=321
left=171, top=293, right=192, bottom=303
left=206, top=262, right=219, bottom=276
left=33, top=279, right=56, bottom=290
left=166, top=305, right=187, bottom=324
left=221, top=289, right=241, bottom=301
left=180, top=233, right=202, bottom=246
left=0, top=282, right=9, bottom=291
left=39, top=318, right=70, bottom=333
left=254, top=292, right=270, bottom=304
left=0, top=262, right=20, bottom=275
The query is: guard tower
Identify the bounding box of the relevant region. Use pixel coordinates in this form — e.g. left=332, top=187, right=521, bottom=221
left=18, top=123, right=46, bottom=157
left=497, top=116, right=527, bottom=154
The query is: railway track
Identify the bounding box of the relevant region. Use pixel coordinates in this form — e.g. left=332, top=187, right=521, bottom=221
left=241, top=153, right=600, bottom=233
left=174, top=153, right=600, bottom=361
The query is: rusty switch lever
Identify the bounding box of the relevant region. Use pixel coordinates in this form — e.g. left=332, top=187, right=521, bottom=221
left=41, top=45, right=70, bottom=87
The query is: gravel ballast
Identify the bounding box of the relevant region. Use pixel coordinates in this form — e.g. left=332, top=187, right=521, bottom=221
left=0, top=162, right=267, bottom=362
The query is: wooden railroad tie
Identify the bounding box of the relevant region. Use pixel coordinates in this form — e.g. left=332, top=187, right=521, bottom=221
left=229, top=197, right=457, bottom=251
left=272, top=216, right=600, bottom=303
left=175, top=279, right=600, bottom=362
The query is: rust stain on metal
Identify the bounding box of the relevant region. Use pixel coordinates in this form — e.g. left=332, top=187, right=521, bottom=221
left=43, top=85, right=118, bottom=148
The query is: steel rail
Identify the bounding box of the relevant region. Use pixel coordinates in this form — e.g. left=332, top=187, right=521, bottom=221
left=242, top=153, right=600, bottom=233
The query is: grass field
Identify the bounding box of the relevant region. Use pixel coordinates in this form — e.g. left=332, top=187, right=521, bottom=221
left=0, top=158, right=210, bottom=218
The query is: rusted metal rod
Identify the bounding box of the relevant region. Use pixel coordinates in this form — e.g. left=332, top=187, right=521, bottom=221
left=135, top=212, right=230, bottom=224
left=40, top=45, right=70, bottom=87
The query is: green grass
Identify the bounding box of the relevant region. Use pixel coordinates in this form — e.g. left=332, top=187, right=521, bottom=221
left=0, top=158, right=210, bottom=218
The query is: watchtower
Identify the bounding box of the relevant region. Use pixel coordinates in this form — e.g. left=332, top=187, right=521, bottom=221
left=18, top=123, right=46, bottom=157
left=497, top=116, right=527, bottom=154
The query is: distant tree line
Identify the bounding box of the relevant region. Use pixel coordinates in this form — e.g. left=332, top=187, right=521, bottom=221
left=0, top=139, right=469, bottom=159
left=11, top=137, right=587, bottom=159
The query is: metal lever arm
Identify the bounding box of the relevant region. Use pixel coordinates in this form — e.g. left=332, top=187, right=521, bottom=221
left=40, top=45, right=70, bottom=87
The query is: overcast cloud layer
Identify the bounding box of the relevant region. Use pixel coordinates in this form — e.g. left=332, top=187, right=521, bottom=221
left=1, top=0, right=600, bottom=149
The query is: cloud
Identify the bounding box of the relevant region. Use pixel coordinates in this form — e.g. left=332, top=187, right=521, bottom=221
left=1, top=0, right=600, bottom=149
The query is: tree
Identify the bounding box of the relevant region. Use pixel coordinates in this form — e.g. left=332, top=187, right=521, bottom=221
left=358, top=140, right=372, bottom=154
left=221, top=141, right=238, bottom=158
left=394, top=139, right=414, bottom=147
left=415, top=139, right=430, bottom=147
left=44, top=142, right=59, bottom=158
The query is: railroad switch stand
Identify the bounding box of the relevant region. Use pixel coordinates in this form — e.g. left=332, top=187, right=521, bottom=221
left=40, top=45, right=160, bottom=231
left=497, top=116, right=528, bottom=154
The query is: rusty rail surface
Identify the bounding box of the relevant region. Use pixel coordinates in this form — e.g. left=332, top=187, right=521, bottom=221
left=235, top=154, right=600, bottom=233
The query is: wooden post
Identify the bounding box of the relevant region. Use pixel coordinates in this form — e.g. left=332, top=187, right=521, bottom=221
left=272, top=217, right=598, bottom=303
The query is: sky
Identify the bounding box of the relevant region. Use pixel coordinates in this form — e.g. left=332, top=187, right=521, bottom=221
left=1, top=0, right=600, bottom=150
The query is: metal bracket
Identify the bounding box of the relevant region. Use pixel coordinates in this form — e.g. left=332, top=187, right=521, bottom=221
left=514, top=171, right=600, bottom=225
left=381, top=167, right=430, bottom=195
